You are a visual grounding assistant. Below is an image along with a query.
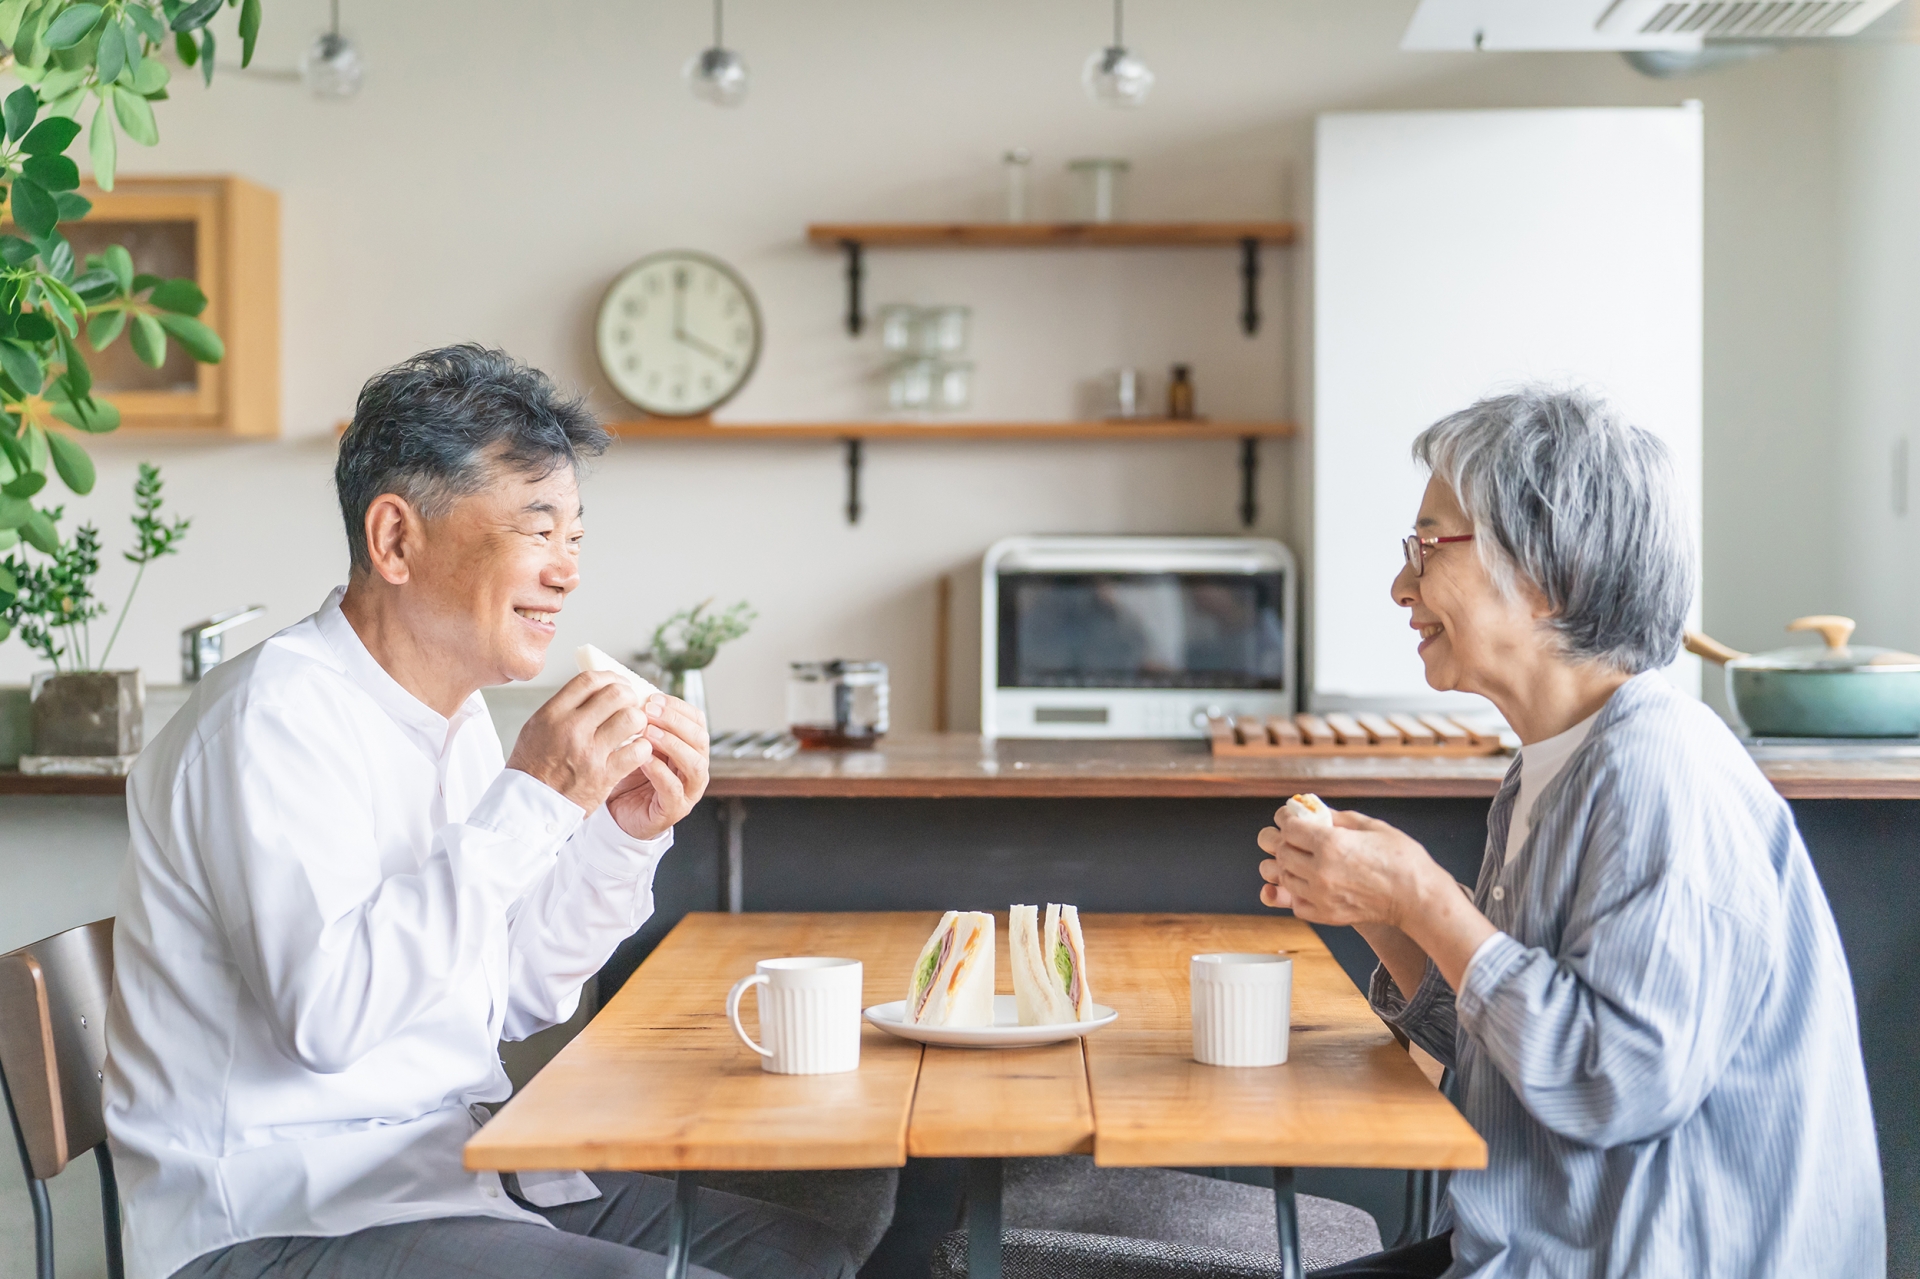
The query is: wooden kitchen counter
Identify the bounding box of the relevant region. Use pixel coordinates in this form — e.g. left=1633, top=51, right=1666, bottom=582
left=7, top=734, right=1920, bottom=800
left=707, top=733, right=1920, bottom=801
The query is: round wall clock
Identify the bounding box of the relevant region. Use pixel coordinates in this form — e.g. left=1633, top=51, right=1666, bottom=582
left=595, top=250, right=763, bottom=418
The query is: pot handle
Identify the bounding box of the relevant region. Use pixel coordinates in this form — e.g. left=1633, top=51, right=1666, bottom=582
left=1786, top=615, right=1855, bottom=651
left=1683, top=630, right=1747, bottom=666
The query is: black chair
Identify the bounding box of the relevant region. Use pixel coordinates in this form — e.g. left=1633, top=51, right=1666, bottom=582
left=0, top=918, right=125, bottom=1279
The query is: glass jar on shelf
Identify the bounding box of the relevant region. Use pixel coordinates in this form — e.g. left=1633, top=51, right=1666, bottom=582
left=787, top=660, right=890, bottom=749
left=1067, top=157, right=1130, bottom=223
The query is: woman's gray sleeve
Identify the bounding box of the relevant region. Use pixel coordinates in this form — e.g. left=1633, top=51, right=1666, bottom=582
left=1369, top=960, right=1458, bottom=1069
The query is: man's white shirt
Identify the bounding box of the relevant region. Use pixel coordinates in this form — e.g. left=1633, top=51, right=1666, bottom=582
left=104, top=588, right=672, bottom=1279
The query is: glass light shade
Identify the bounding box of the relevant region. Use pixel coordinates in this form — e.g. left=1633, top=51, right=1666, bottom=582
left=686, top=46, right=749, bottom=107
left=1082, top=45, right=1152, bottom=107
left=300, top=31, right=364, bottom=99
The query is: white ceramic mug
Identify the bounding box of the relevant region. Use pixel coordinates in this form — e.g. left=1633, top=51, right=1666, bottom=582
left=726, top=957, right=863, bottom=1075
left=1191, top=953, right=1293, bottom=1067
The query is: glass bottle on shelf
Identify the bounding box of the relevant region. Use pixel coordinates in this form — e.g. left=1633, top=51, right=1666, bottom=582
left=1003, top=149, right=1032, bottom=223
left=1167, top=364, right=1195, bottom=420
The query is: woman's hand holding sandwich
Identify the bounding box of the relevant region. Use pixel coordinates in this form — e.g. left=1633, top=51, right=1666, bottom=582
left=1258, top=806, right=1494, bottom=996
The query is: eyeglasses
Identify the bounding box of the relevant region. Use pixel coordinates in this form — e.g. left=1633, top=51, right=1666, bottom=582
left=1401, top=533, right=1474, bottom=577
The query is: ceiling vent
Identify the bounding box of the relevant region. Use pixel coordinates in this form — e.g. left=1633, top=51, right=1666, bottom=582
left=1402, top=0, right=1903, bottom=49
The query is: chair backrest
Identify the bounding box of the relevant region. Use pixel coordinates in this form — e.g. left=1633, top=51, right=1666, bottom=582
left=0, top=918, right=115, bottom=1180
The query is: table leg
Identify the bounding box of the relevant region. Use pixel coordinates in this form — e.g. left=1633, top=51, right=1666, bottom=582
left=1274, top=1166, right=1303, bottom=1279
left=664, top=1170, right=700, bottom=1279
left=967, top=1157, right=1003, bottom=1279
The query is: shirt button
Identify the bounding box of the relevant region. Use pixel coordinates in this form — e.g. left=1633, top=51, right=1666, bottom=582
left=1492, top=886, right=1506, bottom=902
left=484, top=1183, right=500, bottom=1199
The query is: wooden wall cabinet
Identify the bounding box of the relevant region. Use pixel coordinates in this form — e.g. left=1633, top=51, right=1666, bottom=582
left=54, top=175, right=279, bottom=436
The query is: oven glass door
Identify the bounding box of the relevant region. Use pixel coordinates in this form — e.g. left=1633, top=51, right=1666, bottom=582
left=998, top=571, right=1288, bottom=690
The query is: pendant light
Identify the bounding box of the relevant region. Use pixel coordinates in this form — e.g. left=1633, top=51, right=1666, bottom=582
left=299, top=0, right=364, bottom=99
left=686, top=0, right=749, bottom=107
left=1083, top=0, right=1153, bottom=107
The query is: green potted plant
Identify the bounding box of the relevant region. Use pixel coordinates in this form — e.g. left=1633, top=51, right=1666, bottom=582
left=638, top=598, right=755, bottom=726
left=0, top=0, right=260, bottom=560
left=1, top=460, right=187, bottom=767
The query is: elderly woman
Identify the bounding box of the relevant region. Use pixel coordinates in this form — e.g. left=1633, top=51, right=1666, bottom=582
left=1262, top=389, right=1883, bottom=1278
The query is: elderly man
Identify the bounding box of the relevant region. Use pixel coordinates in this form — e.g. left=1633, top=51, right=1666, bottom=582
left=1263, top=388, right=1883, bottom=1277
left=105, top=347, right=863, bottom=1279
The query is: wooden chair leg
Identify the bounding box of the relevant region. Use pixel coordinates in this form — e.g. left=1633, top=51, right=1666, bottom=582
left=97, top=1143, right=125, bottom=1279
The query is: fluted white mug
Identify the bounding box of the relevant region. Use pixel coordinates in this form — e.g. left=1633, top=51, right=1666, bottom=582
left=1191, top=953, right=1293, bottom=1067
left=727, top=957, right=863, bottom=1075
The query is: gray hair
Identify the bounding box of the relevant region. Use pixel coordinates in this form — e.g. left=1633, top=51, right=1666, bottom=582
left=335, top=345, right=609, bottom=574
left=1412, top=387, right=1693, bottom=675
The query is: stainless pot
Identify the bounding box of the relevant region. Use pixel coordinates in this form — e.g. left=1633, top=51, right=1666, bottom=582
left=1685, top=615, right=1920, bottom=739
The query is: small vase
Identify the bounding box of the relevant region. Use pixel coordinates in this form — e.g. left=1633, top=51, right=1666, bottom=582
left=29, top=670, right=145, bottom=756
left=669, top=668, right=709, bottom=728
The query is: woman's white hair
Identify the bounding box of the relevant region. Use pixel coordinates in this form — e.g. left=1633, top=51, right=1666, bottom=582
left=1412, top=386, right=1694, bottom=675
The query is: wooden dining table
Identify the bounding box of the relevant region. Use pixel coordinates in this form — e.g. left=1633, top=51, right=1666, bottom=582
left=466, top=912, right=1486, bottom=1279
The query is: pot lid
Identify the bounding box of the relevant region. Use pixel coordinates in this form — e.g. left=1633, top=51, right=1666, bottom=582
left=1733, top=615, right=1920, bottom=673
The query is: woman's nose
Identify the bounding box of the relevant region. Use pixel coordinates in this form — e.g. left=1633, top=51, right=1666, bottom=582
left=1391, top=559, right=1419, bottom=608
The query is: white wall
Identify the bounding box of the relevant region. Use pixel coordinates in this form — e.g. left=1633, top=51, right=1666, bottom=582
left=0, top=1, right=1847, bottom=731
left=1835, top=43, right=1920, bottom=656
left=1313, top=106, right=1703, bottom=710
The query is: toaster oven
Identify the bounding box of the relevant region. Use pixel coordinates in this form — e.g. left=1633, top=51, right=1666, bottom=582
left=982, top=536, right=1297, bottom=739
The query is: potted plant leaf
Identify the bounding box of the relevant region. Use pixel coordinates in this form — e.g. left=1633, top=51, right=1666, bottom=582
left=0, top=460, right=187, bottom=770
left=1, top=0, right=260, bottom=568
left=637, top=598, right=755, bottom=726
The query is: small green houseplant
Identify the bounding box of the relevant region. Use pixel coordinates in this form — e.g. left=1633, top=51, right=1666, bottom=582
left=2, top=459, right=187, bottom=757
left=639, top=598, right=755, bottom=724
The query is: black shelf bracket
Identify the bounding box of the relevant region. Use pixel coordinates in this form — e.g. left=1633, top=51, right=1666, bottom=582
left=1239, top=436, right=1259, bottom=527
left=840, top=239, right=866, bottom=336
left=844, top=437, right=864, bottom=523
left=1240, top=237, right=1261, bottom=336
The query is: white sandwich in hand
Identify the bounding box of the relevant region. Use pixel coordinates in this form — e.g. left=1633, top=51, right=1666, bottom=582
left=1284, top=793, right=1334, bottom=827
left=907, top=910, right=995, bottom=1027
left=576, top=645, right=661, bottom=749
left=1012, top=903, right=1095, bottom=1025
left=576, top=644, right=662, bottom=701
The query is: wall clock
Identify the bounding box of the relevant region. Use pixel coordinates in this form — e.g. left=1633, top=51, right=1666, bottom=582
left=595, top=250, right=763, bottom=418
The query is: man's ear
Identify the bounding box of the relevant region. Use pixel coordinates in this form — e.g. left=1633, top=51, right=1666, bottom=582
left=363, top=493, right=425, bottom=586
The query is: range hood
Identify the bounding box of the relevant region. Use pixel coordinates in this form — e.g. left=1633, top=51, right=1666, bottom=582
left=1403, top=0, right=1904, bottom=50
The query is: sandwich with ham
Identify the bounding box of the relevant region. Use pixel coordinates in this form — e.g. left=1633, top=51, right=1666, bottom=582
left=1011, top=903, right=1095, bottom=1025
left=907, top=910, right=995, bottom=1026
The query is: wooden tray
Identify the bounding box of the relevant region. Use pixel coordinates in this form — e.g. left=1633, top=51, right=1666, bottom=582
left=1208, top=711, right=1508, bottom=758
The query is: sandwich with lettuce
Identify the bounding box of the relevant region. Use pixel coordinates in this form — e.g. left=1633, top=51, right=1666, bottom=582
left=907, top=910, right=995, bottom=1026
left=1011, top=903, right=1095, bottom=1025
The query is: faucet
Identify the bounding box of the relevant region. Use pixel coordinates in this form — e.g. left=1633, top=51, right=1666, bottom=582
left=180, top=606, right=268, bottom=682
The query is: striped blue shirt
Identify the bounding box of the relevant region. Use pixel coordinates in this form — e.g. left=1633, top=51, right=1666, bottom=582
left=1371, top=672, right=1884, bottom=1277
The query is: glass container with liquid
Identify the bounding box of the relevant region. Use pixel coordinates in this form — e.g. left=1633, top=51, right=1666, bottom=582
left=787, top=660, right=890, bottom=748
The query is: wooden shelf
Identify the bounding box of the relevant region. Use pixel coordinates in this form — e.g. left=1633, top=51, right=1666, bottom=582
left=805, top=221, right=1297, bottom=248
left=606, top=420, right=1296, bottom=442
left=809, top=220, right=1296, bottom=338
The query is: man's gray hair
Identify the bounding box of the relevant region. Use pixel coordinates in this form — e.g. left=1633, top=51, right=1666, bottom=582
left=1412, top=387, right=1693, bottom=675
left=335, top=345, right=610, bottom=574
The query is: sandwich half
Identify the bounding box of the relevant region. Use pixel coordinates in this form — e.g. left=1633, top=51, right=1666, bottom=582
left=1012, top=903, right=1095, bottom=1024
left=907, top=910, right=995, bottom=1027
left=576, top=644, right=663, bottom=701
left=1284, top=793, right=1334, bottom=827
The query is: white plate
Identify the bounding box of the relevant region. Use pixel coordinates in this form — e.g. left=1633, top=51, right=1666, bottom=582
left=864, top=994, right=1118, bottom=1048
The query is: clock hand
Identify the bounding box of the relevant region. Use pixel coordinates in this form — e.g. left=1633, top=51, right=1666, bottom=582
left=677, top=329, right=734, bottom=366
left=673, top=271, right=686, bottom=337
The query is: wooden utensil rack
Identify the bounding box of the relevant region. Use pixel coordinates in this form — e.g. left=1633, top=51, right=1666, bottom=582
left=1208, top=712, right=1509, bottom=758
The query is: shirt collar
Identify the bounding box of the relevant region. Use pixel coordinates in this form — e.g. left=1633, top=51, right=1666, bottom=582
left=313, top=586, right=489, bottom=761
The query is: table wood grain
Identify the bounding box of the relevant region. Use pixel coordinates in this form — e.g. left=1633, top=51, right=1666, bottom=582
left=467, top=912, right=1483, bottom=1177
left=1077, top=916, right=1486, bottom=1170
left=465, top=913, right=928, bottom=1172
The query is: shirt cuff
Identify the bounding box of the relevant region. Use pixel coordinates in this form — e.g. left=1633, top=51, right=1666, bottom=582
left=468, top=768, right=587, bottom=851
left=1456, top=931, right=1528, bottom=1029
left=1368, top=958, right=1449, bottom=1029
left=571, top=804, right=675, bottom=883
